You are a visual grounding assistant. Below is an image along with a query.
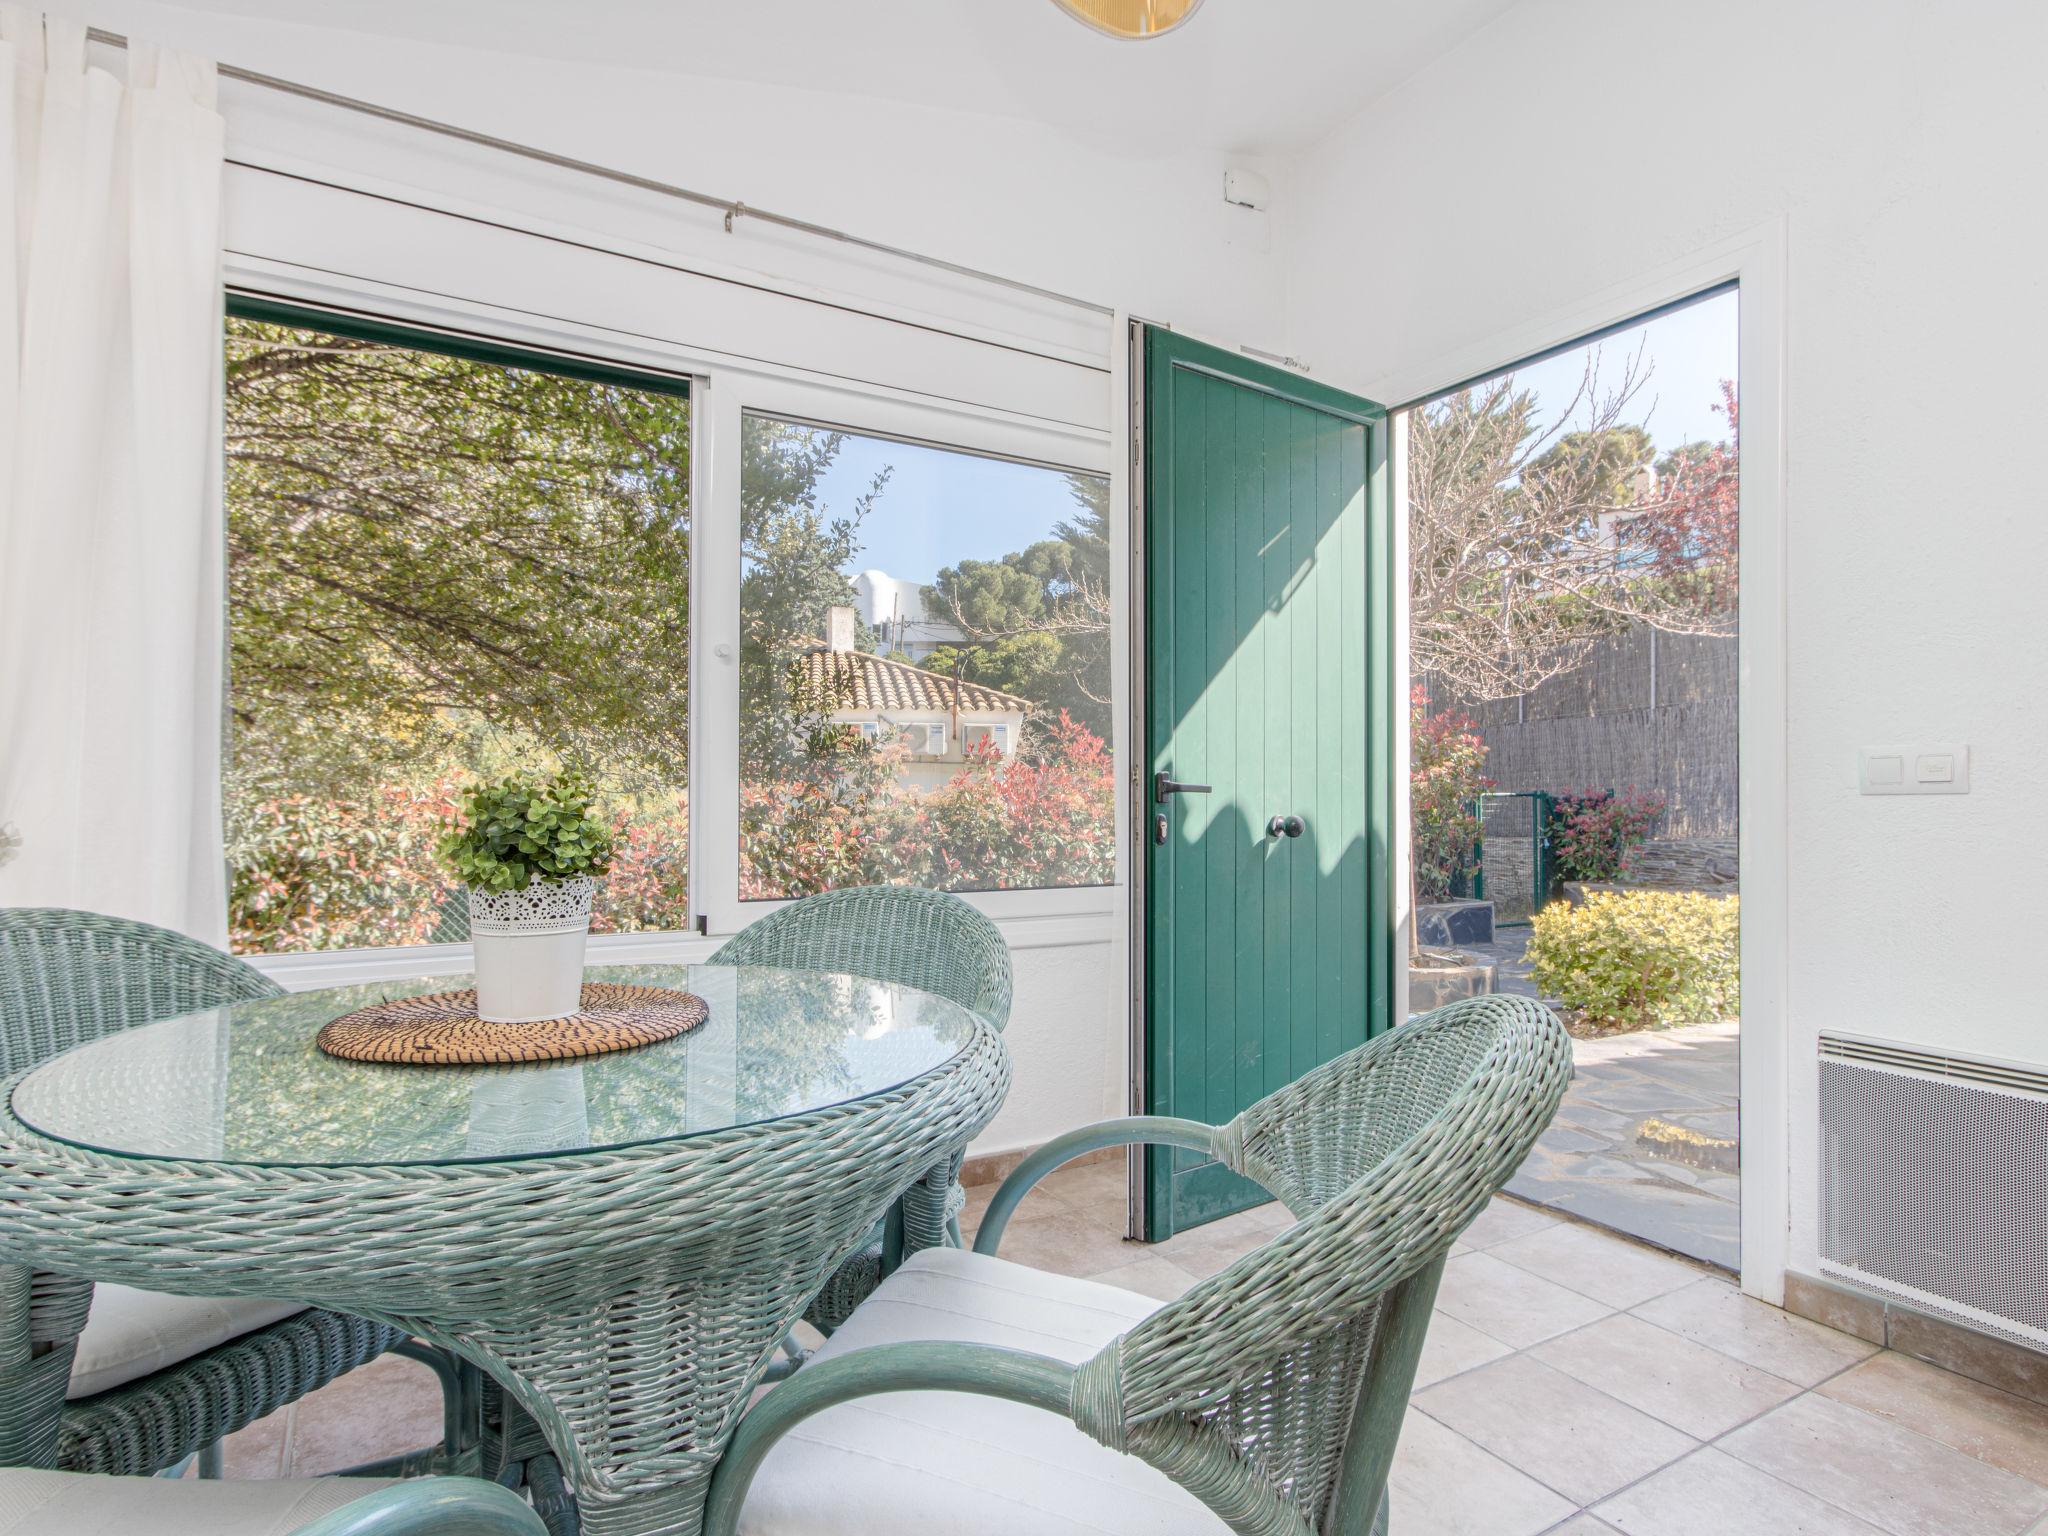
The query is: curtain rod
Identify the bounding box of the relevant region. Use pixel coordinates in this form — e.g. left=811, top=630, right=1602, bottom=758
left=84, top=24, right=1118, bottom=320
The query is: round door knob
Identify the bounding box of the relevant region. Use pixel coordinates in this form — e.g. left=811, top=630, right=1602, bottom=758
left=1267, top=815, right=1306, bottom=839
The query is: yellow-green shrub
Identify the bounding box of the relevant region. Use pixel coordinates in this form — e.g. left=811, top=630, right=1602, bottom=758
left=1526, top=891, right=1739, bottom=1033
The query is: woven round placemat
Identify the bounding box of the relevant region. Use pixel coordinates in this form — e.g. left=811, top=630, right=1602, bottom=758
left=316, top=983, right=709, bottom=1065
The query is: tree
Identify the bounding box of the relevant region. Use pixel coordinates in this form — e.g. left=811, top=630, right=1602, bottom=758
left=1409, top=354, right=1736, bottom=702
left=924, top=473, right=1113, bottom=739
left=225, top=318, right=693, bottom=795
left=735, top=418, right=891, bottom=779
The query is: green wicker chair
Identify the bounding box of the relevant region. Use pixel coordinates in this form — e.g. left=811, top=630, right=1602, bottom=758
left=0, top=908, right=433, bottom=1478
left=709, top=885, right=1013, bottom=1332
left=0, top=1469, right=546, bottom=1535
left=702, top=994, right=1571, bottom=1536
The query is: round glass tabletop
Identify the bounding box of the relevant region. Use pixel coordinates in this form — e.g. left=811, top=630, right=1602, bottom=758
left=8, top=963, right=981, bottom=1169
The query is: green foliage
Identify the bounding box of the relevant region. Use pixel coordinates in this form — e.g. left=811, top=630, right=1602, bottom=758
left=923, top=474, right=1112, bottom=740
left=1527, top=891, right=1740, bottom=1034
left=1411, top=689, right=1493, bottom=903
left=438, top=771, right=616, bottom=892
left=224, top=317, right=692, bottom=798
left=1547, top=789, right=1666, bottom=883
left=739, top=713, right=1115, bottom=899
left=737, top=418, right=887, bottom=779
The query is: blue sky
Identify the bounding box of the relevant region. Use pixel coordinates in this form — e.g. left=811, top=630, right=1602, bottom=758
left=808, top=286, right=1738, bottom=590
left=810, top=433, right=1092, bottom=589
left=1496, top=286, right=1738, bottom=456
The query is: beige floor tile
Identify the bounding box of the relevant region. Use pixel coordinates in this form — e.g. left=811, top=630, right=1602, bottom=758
left=1594, top=1446, right=1888, bottom=1535
left=1415, top=1354, right=1696, bottom=1506
left=1083, top=1254, right=1199, bottom=1303
left=1388, top=1406, right=1578, bottom=1536
left=1458, top=1196, right=1562, bottom=1251
left=1819, top=1351, right=2048, bottom=1488
left=1146, top=1210, right=1275, bottom=1279
left=1630, top=1278, right=1878, bottom=1387
left=1530, top=1313, right=1802, bottom=1440
left=1035, top=1158, right=1128, bottom=1213
left=1436, top=1251, right=1614, bottom=1350
left=1489, top=1222, right=1705, bottom=1310
left=988, top=1207, right=1147, bottom=1277
left=218, top=1403, right=291, bottom=1479
left=1413, top=1310, right=1515, bottom=1390
left=1719, top=1392, right=2048, bottom=1536
left=284, top=1352, right=444, bottom=1476
left=1550, top=1520, right=1623, bottom=1534
left=961, top=1172, right=1073, bottom=1235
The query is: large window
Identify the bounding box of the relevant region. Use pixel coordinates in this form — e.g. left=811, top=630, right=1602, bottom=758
left=222, top=306, right=692, bottom=954
left=738, top=416, right=1113, bottom=899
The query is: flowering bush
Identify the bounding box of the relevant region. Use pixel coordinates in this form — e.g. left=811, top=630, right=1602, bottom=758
left=1527, top=890, right=1739, bottom=1034
left=227, top=779, right=461, bottom=953
left=229, top=778, right=690, bottom=953
left=229, top=713, right=1113, bottom=952
left=1547, top=789, right=1666, bottom=884
left=1411, top=689, right=1492, bottom=903
left=740, top=711, right=1115, bottom=899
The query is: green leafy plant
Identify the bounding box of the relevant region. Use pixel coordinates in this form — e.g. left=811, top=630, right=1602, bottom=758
left=1411, top=689, right=1493, bottom=904
left=437, top=771, right=616, bottom=893
left=1547, top=788, right=1666, bottom=884
left=1526, top=890, right=1739, bottom=1034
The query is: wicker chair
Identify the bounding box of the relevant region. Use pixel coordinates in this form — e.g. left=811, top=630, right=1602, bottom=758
left=709, top=885, right=1013, bottom=1330
left=0, top=1469, right=545, bottom=1535
left=0, top=909, right=437, bottom=1478
left=701, top=994, right=1572, bottom=1536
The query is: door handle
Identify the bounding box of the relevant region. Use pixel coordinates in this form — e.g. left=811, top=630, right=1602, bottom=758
left=1267, top=815, right=1305, bottom=839
left=1154, top=771, right=1212, bottom=803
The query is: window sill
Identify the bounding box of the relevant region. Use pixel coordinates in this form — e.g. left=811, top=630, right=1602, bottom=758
left=247, top=904, right=1117, bottom=992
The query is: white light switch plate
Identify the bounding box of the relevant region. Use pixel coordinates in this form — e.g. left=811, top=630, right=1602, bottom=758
left=1859, top=745, right=1970, bottom=795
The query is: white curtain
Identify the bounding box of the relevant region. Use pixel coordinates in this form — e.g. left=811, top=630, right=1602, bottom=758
left=0, top=12, right=227, bottom=942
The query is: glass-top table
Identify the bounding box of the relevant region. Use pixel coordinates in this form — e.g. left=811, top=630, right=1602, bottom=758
left=0, top=961, right=1010, bottom=1535
left=10, top=963, right=979, bottom=1167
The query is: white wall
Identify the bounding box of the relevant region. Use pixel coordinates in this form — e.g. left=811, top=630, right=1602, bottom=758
left=1282, top=0, right=2048, bottom=1284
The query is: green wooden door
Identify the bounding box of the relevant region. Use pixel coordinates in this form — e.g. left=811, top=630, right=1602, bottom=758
left=1141, top=327, right=1393, bottom=1241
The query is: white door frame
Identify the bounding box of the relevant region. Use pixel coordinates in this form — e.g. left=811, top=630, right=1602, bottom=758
left=1378, top=221, right=1790, bottom=1304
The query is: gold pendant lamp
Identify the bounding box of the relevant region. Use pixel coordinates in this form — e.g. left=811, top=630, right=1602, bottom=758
left=1050, top=0, right=1205, bottom=40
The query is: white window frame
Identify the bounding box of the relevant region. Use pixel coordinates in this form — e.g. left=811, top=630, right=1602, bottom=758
left=225, top=252, right=1119, bottom=991
left=713, top=394, right=1116, bottom=936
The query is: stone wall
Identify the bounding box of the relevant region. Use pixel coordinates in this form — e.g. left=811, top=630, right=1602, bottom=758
left=1426, top=625, right=1738, bottom=841
left=1622, top=836, right=1738, bottom=890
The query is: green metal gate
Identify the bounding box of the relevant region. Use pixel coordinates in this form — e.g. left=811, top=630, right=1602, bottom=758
left=1469, top=790, right=1553, bottom=925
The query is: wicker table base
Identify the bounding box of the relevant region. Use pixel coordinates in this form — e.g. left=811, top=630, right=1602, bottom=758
left=0, top=968, right=1009, bottom=1536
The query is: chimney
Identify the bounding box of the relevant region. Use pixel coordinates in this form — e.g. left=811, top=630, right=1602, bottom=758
left=826, top=605, right=857, bottom=653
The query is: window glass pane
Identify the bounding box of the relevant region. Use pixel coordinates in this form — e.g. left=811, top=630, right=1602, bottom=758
left=223, top=313, right=692, bottom=954
left=738, top=415, right=1113, bottom=899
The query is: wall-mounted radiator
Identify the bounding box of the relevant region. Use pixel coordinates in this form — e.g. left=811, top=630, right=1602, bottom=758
left=1818, top=1032, right=2047, bottom=1353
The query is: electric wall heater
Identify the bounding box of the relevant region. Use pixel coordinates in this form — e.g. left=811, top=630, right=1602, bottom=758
left=1818, top=1032, right=2048, bottom=1352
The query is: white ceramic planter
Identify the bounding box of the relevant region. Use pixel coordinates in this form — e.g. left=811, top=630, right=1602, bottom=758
left=467, top=876, right=596, bottom=1023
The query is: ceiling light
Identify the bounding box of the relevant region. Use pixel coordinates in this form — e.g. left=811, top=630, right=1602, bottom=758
left=1051, top=0, right=1205, bottom=41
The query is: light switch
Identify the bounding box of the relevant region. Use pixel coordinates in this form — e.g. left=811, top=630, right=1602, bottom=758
left=1860, top=745, right=1969, bottom=795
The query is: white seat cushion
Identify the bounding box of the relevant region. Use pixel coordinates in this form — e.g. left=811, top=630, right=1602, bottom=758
left=66, top=1286, right=305, bottom=1400
left=0, top=1469, right=393, bottom=1535
left=739, top=1248, right=1230, bottom=1536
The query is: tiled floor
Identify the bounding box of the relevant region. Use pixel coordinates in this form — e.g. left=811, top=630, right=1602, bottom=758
left=228, top=1168, right=2048, bottom=1536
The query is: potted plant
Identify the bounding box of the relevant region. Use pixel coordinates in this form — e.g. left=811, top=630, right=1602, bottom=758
left=439, top=771, right=615, bottom=1023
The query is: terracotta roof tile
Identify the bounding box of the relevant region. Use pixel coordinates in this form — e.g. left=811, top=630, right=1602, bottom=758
left=796, top=647, right=1031, bottom=714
